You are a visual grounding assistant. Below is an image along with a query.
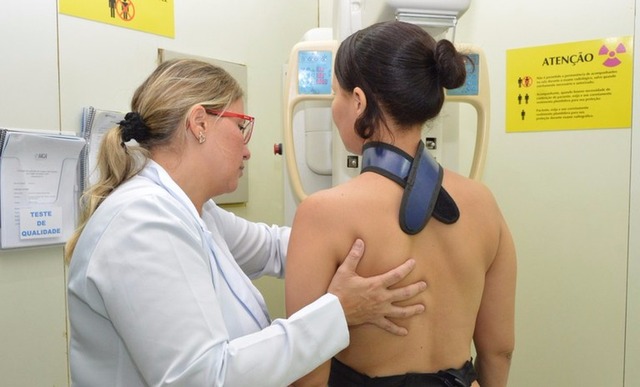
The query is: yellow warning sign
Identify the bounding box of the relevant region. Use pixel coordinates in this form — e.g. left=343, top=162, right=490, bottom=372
left=59, top=0, right=174, bottom=38
left=506, top=37, right=632, bottom=132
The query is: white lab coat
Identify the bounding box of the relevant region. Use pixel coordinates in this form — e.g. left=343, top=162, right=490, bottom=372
left=67, top=161, right=348, bottom=387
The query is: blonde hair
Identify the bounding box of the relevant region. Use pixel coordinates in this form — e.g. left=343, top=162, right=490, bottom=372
left=65, top=59, right=244, bottom=262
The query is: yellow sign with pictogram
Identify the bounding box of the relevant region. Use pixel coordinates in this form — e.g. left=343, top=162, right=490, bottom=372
left=59, top=0, right=174, bottom=38
left=506, top=37, right=632, bottom=132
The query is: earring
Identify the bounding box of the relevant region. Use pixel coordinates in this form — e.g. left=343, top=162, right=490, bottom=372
left=198, top=131, right=206, bottom=144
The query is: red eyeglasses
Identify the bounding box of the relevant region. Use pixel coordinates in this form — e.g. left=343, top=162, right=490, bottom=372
left=205, top=108, right=255, bottom=144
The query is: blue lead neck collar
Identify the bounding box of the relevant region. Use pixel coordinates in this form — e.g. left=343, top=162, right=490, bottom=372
left=361, top=141, right=459, bottom=234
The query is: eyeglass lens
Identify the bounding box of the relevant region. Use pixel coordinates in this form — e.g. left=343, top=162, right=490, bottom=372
left=242, top=119, right=254, bottom=143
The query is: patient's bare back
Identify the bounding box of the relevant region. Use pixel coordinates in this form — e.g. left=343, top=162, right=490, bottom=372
left=322, top=169, right=505, bottom=376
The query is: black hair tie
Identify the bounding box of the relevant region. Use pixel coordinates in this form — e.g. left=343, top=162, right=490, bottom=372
left=119, top=112, right=150, bottom=143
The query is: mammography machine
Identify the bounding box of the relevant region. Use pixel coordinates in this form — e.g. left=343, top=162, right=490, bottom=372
left=281, top=0, right=490, bottom=224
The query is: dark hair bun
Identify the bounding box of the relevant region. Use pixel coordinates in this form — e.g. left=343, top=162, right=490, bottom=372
left=434, top=40, right=467, bottom=90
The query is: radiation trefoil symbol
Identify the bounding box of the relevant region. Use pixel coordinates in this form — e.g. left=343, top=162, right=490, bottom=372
left=599, top=43, right=626, bottom=67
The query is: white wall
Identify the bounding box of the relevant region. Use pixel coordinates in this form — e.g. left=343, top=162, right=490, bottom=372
left=626, top=2, right=640, bottom=384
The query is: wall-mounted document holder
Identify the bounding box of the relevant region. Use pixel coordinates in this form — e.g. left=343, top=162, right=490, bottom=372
left=0, top=128, right=86, bottom=249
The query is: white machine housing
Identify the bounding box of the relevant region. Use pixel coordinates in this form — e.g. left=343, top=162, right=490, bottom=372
left=333, top=0, right=470, bottom=41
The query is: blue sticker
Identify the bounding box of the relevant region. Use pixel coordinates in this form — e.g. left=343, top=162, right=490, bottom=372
left=447, top=53, right=479, bottom=96
left=298, top=50, right=332, bottom=95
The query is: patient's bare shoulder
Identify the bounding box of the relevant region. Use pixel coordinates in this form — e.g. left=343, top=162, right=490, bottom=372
left=293, top=183, right=365, bottom=238
left=443, top=170, right=502, bottom=214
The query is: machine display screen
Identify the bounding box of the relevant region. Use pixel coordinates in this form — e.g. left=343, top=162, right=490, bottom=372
left=448, top=53, right=480, bottom=96
left=298, top=50, right=332, bottom=95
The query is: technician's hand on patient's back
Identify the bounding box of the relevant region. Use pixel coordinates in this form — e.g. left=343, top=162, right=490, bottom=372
left=327, top=238, right=427, bottom=336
